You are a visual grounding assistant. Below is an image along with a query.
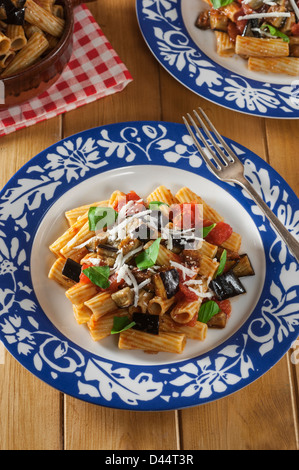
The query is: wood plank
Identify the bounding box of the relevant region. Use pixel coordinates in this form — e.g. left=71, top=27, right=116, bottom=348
left=265, top=117, right=299, bottom=448
left=0, top=120, right=63, bottom=450
left=0, top=342, right=5, bottom=365
left=179, top=356, right=297, bottom=450
left=265, top=119, right=299, bottom=195
left=65, top=397, right=179, bottom=450
left=0, top=353, right=62, bottom=450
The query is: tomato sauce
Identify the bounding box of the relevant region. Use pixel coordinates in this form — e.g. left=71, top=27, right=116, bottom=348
left=204, top=221, right=233, bottom=246
left=291, top=23, right=299, bottom=36
left=112, top=190, right=142, bottom=212
left=79, top=263, right=92, bottom=284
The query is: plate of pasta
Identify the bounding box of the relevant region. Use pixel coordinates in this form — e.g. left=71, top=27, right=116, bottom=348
left=0, top=121, right=298, bottom=410
left=136, top=0, right=299, bottom=118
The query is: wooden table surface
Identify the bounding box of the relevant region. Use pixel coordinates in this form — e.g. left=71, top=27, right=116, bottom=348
left=1, top=0, right=299, bottom=451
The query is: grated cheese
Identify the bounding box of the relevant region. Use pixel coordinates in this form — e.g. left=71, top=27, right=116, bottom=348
left=185, top=286, right=200, bottom=297
left=200, top=290, right=215, bottom=299
left=122, top=245, right=143, bottom=264
left=251, top=27, right=277, bottom=37
left=71, top=236, right=97, bottom=250
left=108, top=208, right=153, bottom=241
left=290, top=0, right=299, bottom=20
left=170, top=260, right=197, bottom=280
left=137, top=278, right=151, bottom=290
left=238, top=12, right=291, bottom=20
left=183, top=279, right=203, bottom=286
left=85, top=257, right=103, bottom=266
left=115, top=261, right=151, bottom=307
left=242, top=0, right=277, bottom=4
left=182, top=280, right=214, bottom=299
left=112, top=249, right=124, bottom=272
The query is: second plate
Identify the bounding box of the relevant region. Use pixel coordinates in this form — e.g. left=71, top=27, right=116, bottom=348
left=136, top=0, right=299, bottom=119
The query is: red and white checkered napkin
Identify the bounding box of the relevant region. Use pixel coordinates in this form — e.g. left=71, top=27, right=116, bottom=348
left=0, top=4, right=133, bottom=137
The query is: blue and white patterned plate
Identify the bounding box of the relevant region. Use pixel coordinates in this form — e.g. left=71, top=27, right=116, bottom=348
left=136, top=0, right=299, bottom=119
left=0, top=121, right=298, bottom=411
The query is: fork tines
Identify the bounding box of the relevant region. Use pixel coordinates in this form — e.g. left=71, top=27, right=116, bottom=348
left=183, top=107, right=239, bottom=173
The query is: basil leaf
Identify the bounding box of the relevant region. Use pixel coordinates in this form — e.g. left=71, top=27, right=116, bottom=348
left=88, top=206, right=118, bottom=231
left=82, top=265, right=110, bottom=289
left=261, top=24, right=290, bottom=42
left=111, top=316, right=136, bottom=334
left=211, top=0, right=234, bottom=9
left=148, top=201, right=169, bottom=210
left=135, top=237, right=161, bottom=270
left=216, top=249, right=227, bottom=277
left=202, top=223, right=216, bottom=238
left=198, top=300, right=220, bottom=323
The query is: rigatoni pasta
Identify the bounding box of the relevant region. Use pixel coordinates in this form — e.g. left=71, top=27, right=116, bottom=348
left=48, top=187, right=254, bottom=354
left=0, top=0, right=65, bottom=78
left=6, top=25, right=27, bottom=51
left=1, top=31, right=48, bottom=77
left=24, top=0, right=64, bottom=37
left=195, top=0, right=299, bottom=76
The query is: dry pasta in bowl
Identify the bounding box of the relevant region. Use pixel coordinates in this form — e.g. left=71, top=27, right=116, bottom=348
left=0, top=0, right=65, bottom=77
left=195, top=0, right=299, bottom=76
left=48, top=186, right=255, bottom=355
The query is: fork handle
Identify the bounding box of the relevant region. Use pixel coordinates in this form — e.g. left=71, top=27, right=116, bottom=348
left=235, top=176, right=299, bottom=263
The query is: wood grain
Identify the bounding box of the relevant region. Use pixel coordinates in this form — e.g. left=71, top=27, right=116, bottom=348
left=0, top=120, right=63, bottom=451
left=0, top=0, right=298, bottom=451
left=64, top=398, right=179, bottom=450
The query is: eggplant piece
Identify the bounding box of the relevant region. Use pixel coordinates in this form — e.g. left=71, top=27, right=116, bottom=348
left=1, top=0, right=25, bottom=25
left=97, top=244, right=118, bottom=261
left=223, top=259, right=239, bottom=273
left=210, top=270, right=246, bottom=300
left=86, top=233, right=109, bottom=252
left=159, top=269, right=180, bottom=299
left=62, top=258, right=82, bottom=283
left=207, top=312, right=227, bottom=329
left=97, top=244, right=118, bottom=252
left=132, top=267, right=155, bottom=292
left=195, top=10, right=210, bottom=30
left=244, top=0, right=263, bottom=9
left=132, top=312, right=159, bottom=335
left=111, top=287, right=134, bottom=308
left=232, top=254, right=255, bottom=277
left=242, top=19, right=260, bottom=38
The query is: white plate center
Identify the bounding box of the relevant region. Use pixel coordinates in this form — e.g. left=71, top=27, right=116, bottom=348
left=31, top=165, right=266, bottom=366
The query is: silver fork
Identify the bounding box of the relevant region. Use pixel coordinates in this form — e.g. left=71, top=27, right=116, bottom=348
left=183, top=107, right=299, bottom=263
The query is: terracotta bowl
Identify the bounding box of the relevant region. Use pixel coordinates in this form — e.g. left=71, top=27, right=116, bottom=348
left=0, top=0, right=92, bottom=109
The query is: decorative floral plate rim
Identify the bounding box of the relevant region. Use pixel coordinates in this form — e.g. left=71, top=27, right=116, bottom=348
left=136, top=0, right=299, bottom=119
left=0, top=120, right=298, bottom=411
